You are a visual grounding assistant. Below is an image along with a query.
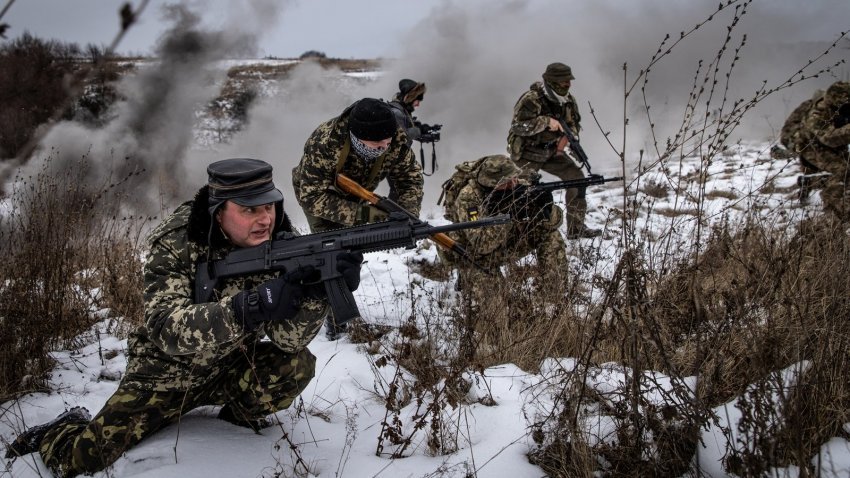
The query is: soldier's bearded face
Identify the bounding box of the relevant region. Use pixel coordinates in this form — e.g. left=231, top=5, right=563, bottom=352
left=217, top=201, right=275, bottom=248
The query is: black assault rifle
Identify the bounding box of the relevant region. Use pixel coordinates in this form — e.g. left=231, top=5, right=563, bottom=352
left=556, top=119, right=592, bottom=173
left=528, top=173, right=623, bottom=193
left=195, top=212, right=510, bottom=323
left=485, top=174, right=623, bottom=221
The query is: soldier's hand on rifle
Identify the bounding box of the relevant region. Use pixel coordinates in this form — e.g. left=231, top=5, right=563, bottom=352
left=515, top=189, right=555, bottom=221
left=337, top=252, right=364, bottom=291
left=547, top=117, right=564, bottom=132
left=233, top=266, right=322, bottom=332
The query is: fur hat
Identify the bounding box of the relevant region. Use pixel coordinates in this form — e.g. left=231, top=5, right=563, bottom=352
left=349, top=98, right=398, bottom=141
left=399, top=79, right=426, bottom=104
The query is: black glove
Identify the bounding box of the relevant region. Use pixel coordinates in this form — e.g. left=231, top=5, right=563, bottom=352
left=515, top=189, right=554, bottom=222
left=336, top=252, right=364, bottom=291
left=233, top=266, right=321, bottom=332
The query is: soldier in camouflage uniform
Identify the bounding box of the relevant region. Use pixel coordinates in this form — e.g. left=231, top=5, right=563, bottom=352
left=5, top=158, right=363, bottom=477
left=292, top=97, right=424, bottom=232
left=508, top=62, right=601, bottom=239
left=783, top=81, right=850, bottom=218
left=447, top=155, right=568, bottom=290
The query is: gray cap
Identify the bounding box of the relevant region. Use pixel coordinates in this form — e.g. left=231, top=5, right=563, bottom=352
left=207, top=158, right=283, bottom=212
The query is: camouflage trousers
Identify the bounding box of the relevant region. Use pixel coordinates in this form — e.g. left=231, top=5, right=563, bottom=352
left=303, top=210, right=345, bottom=233
left=514, top=154, right=588, bottom=235
left=38, top=343, right=316, bottom=478
left=800, top=150, right=850, bottom=220
left=458, top=226, right=568, bottom=292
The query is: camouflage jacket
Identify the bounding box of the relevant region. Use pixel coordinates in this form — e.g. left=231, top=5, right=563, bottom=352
left=449, top=180, right=564, bottom=266
left=123, top=186, right=328, bottom=392
left=388, top=98, right=421, bottom=147
left=292, top=103, right=424, bottom=227
left=799, top=95, right=850, bottom=172
left=507, top=81, right=581, bottom=163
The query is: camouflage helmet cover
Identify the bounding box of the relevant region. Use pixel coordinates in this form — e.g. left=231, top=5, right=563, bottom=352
left=476, top=155, right=522, bottom=188
left=824, top=81, right=850, bottom=108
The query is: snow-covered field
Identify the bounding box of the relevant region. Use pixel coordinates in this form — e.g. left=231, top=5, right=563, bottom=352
left=4, top=138, right=849, bottom=478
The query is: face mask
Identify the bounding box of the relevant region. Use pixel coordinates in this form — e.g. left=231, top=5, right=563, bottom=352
left=549, top=82, right=570, bottom=96
left=350, top=132, right=387, bottom=160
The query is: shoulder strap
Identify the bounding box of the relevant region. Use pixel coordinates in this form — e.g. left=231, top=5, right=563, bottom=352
left=335, top=137, right=351, bottom=174
left=335, top=136, right=389, bottom=190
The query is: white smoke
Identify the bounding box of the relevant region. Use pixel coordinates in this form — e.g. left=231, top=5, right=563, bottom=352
left=4, top=0, right=846, bottom=224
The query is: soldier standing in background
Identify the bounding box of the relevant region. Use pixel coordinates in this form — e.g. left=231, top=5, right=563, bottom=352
left=781, top=81, right=850, bottom=218
left=388, top=79, right=426, bottom=147
left=5, top=159, right=363, bottom=477
left=388, top=79, right=442, bottom=175
left=508, top=62, right=600, bottom=239
left=444, top=154, right=568, bottom=292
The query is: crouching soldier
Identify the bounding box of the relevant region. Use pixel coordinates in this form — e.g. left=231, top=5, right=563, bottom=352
left=444, top=154, right=568, bottom=292
left=5, top=158, right=363, bottom=477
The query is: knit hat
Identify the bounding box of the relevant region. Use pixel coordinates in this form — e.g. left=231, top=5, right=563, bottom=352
left=349, top=98, right=398, bottom=141
left=476, top=155, right=522, bottom=188
left=207, top=158, right=283, bottom=214
left=399, top=79, right=426, bottom=104
left=542, top=62, right=575, bottom=82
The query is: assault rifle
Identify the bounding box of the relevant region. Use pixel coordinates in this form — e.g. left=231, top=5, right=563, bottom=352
left=555, top=119, right=592, bottom=173
left=336, top=173, right=492, bottom=272
left=195, top=211, right=510, bottom=324
left=485, top=174, right=623, bottom=221
left=527, top=173, right=623, bottom=193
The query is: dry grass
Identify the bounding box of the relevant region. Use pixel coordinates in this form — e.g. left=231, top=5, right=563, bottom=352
left=0, top=154, right=149, bottom=401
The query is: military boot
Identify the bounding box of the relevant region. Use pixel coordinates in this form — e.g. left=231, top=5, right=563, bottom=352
left=5, top=406, right=91, bottom=459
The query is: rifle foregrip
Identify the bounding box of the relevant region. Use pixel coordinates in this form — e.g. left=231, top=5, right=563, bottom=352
left=431, top=232, right=456, bottom=250
left=324, top=277, right=360, bottom=324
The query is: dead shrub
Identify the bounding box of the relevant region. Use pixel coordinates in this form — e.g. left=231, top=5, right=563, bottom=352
left=0, top=153, right=150, bottom=400
left=640, top=179, right=669, bottom=199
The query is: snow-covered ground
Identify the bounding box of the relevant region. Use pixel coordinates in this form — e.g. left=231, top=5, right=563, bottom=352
left=4, top=140, right=849, bottom=478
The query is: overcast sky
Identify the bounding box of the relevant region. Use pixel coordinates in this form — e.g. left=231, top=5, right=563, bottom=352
left=2, top=0, right=452, bottom=58
left=6, top=0, right=846, bottom=59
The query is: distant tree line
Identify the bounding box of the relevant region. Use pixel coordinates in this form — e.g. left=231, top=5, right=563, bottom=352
left=0, top=32, right=121, bottom=159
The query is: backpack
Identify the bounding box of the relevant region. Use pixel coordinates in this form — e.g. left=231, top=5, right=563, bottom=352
left=780, top=90, right=823, bottom=151
left=437, top=157, right=489, bottom=221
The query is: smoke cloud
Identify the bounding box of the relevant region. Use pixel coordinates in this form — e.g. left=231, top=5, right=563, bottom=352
left=9, top=2, right=285, bottom=214
left=4, top=0, right=846, bottom=227
left=238, top=0, right=848, bottom=222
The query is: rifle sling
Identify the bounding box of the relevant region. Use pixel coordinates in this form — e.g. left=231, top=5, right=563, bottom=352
left=334, top=137, right=386, bottom=194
